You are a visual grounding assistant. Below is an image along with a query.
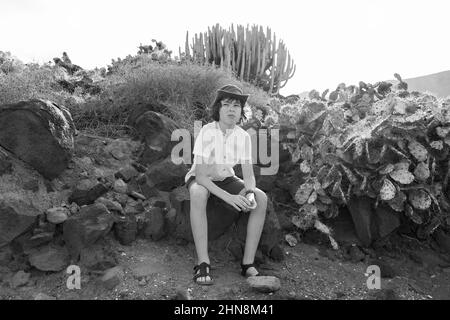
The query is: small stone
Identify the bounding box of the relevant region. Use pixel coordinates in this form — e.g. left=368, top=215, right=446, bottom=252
left=114, top=179, right=128, bottom=194
left=114, top=167, right=138, bottom=183
left=138, top=278, right=147, bottom=286
left=28, top=245, right=70, bottom=272
left=285, top=234, right=298, bottom=247
left=10, top=270, right=30, bottom=288
left=129, top=191, right=146, bottom=201
left=69, top=202, right=80, bottom=215
left=124, top=201, right=144, bottom=216
left=93, top=168, right=107, bottom=179
left=247, top=276, right=281, bottom=293
left=79, top=156, right=93, bottom=167
left=114, top=193, right=129, bottom=207
left=76, top=179, right=97, bottom=191
left=68, top=183, right=109, bottom=206
left=110, top=149, right=127, bottom=161
left=96, top=197, right=123, bottom=213
left=46, top=207, right=70, bottom=224
left=166, top=208, right=177, bottom=223
left=131, top=161, right=147, bottom=173
left=114, top=215, right=137, bottom=246
left=34, top=293, right=56, bottom=300
left=80, top=171, right=89, bottom=178
left=100, top=266, right=124, bottom=290
left=136, top=173, right=147, bottom=185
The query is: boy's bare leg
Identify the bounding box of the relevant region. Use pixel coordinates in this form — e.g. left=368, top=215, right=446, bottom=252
left=242, top=188, right=268, bottom=276
left=189, top=182, right=211, bottom=282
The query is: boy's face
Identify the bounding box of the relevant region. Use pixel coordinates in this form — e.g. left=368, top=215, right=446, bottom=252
left=219, top=98, right=242, bottom=125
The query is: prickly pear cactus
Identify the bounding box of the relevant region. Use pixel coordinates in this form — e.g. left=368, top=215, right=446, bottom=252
left=281, top=74, right=450, bottom=239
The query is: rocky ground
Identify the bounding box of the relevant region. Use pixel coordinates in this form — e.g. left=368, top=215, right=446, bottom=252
left=1, top=227, right=449, bottom=300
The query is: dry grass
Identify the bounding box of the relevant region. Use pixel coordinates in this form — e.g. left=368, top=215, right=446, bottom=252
left=0, top=55, right=270, bottom=137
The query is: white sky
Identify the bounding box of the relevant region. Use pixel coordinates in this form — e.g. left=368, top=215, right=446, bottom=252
left=2, top=0, right=450, bottom=95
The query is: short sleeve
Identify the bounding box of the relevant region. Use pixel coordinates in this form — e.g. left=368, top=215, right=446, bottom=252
left=193, top=126, right=215, bottom=159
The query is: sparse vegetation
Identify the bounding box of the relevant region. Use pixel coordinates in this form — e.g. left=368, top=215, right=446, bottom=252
left=0, top=48, right=269, bottom=137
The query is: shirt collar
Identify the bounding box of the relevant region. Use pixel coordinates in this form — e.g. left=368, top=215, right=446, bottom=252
left=215, top=121, right=236, bottom=137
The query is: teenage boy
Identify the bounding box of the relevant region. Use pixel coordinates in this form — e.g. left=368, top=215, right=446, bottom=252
left=185, top=84, right=268, bottom=285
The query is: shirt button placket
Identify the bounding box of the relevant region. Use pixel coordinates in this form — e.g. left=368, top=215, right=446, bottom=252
left=223, top=139, right=226, bottom=163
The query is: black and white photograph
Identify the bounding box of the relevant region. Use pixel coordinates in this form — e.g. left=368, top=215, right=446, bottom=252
left=1, top=0, right=450, bottom=309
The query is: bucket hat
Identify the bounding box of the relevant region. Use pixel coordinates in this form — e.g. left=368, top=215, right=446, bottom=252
left=212, top=84, right=249, bottom=107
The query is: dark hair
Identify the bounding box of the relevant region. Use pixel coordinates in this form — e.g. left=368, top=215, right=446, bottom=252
left=210, top=98, right=247, bottom=122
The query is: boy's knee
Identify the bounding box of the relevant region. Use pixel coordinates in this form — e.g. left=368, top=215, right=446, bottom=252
left=189, top=183, right=210, bottom=202
left=255, top=188, right=268, bottom=205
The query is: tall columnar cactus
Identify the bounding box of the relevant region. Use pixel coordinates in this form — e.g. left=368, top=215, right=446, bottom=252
left=181, top=24, right=296, bottom=95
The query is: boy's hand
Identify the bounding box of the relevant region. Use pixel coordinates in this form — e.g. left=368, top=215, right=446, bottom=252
left=245, top=192, right=257, bottom=210
left=226, top=194, right=252, bottom=212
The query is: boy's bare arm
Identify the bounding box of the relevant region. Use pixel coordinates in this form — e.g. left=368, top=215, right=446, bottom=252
left=241, top=161, right=256, bottom=192
left=194, top=156, right=251, bottom=211
left=194, top=156, right=231, bottom=202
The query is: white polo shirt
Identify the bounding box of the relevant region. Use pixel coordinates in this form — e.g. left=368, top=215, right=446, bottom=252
left=185, top=121, right=253, bottom=183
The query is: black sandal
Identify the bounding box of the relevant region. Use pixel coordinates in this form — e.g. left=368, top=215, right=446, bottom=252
left=241, top=262, right=261, bottom=277
left=193, top=262, right=214, bottom=285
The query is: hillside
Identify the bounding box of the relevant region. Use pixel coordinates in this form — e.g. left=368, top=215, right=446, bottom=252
left=398, top=70, right=450, bottom=98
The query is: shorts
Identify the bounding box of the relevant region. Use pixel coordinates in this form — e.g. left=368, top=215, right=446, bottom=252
left=186, top=175, right=245, bottom=194
left=185, top=175, right=246, bottom=213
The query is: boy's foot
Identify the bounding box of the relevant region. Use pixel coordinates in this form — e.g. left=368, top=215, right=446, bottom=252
left=193, top=262, right=214, bottom=285
left=241, top=262, right=261, bottom=277
left=243, top=266, right=259, bottom=277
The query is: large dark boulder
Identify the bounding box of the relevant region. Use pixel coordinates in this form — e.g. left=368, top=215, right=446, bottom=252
left=28, top=244, right=70, bottom=272
left=0, top=198, right=40, bottom=248
left=126, top=100, right=169, bottom=127
left=168, top=186, right=282, bottom=259
left=0, top=99, right=76, bottom=179
left=374, top=204, right=400, bottom=239
left=133, top=111, right=180, bottom=166
left=169, top=186, right=239, bottom=241
left=145, top=157, right=189, bottom=191
left=347, top=196, right=375, bottom=247
left=346, top=197, right=400, bottom=247
left=68, top=183, right=110, bottom=206
left=0, top=145, right=66, bottom=248
left=63, top=203, right=115, bottom=259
